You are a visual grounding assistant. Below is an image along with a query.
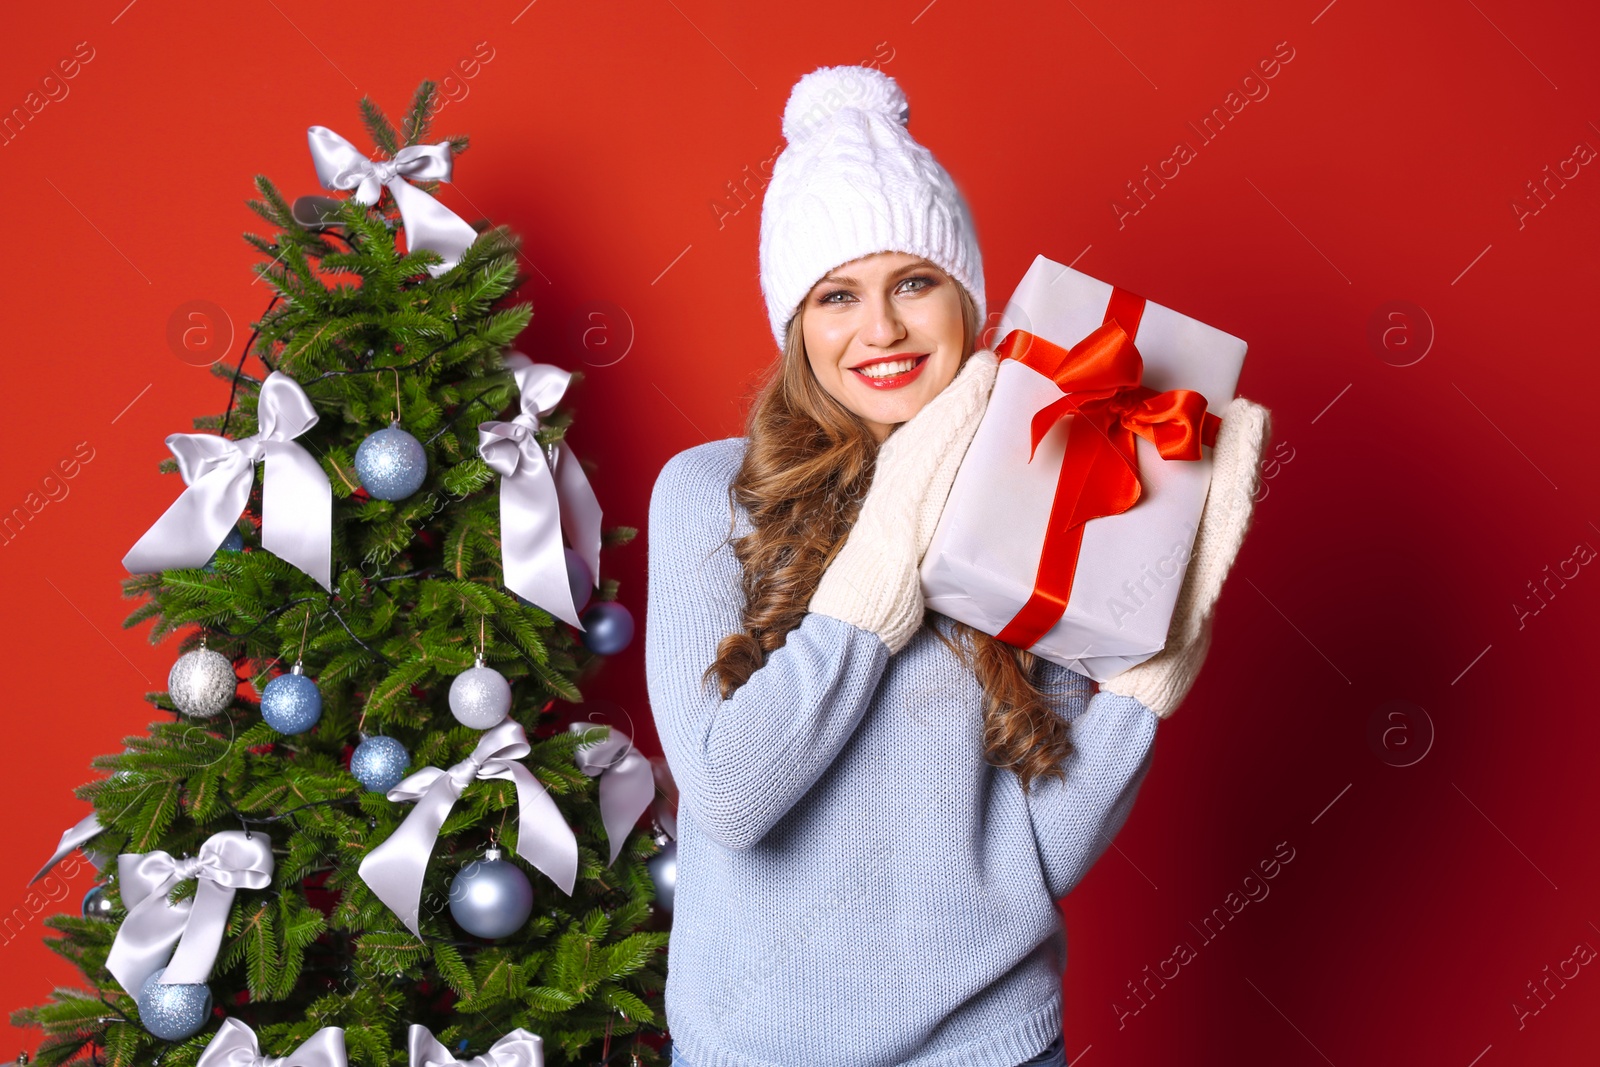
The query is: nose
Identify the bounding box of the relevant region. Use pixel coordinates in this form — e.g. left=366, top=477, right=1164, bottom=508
left=861, top=291, right=907, bottom=347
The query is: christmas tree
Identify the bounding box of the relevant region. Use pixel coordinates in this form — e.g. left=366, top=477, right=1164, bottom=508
left=12, top=82, right=670, bottom=1067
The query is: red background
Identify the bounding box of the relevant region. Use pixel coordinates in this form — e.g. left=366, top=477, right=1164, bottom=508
left=3, top=0, right=1597, bottom=1062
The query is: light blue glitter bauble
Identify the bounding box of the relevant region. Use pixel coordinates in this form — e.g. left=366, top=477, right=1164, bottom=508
left=260, top=666, right=322, bottom=734
left=136, top=967, right=212, bottom=1041
left=449, top=850, right=534, bottom=939
left=204, top=528, right=245, bottom=571
left=351, top=734, right=410, bottom=793
left=579, top=601, right=634, bottom=655
left=355, top=423, right=427, bottom=500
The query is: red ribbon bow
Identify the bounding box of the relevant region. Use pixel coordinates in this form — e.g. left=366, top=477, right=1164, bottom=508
left=991, top=287, right=1221, bottom=649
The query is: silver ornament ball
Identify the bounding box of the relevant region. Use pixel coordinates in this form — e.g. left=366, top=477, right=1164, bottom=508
left=260, top=665, right=322, bottom=734
left=81, top=884, right=115, bottom=920
left=449, top=850, right=534, bottom=939
left=449, top=660, right=511, bottom=729
left=564, top=547, right=594, bottom=614
left=168, top=647, right=235, bottom=719
left=136, top=967, right=212, bottom=1041
left=350, top=734, right=410, bottom=793
left=580, top=601, right=635, bottom=656
left=646, top=838, right=678, bottom=913
left=355, top=422, right=427, bottom=501
left=514, top=548, right=593, bottom=616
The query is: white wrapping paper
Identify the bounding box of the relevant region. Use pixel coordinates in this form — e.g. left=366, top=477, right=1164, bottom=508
left=919, top=255, right=1247, bottom=681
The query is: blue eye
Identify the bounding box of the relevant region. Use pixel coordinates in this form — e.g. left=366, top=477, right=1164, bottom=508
left=817, top=275, right=938, bottom=305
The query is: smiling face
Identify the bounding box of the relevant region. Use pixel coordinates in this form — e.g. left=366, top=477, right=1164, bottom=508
left=798, top=251, right=970, bottom=443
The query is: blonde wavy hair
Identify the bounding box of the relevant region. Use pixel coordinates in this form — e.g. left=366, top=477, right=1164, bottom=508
left=703, top=278, right=1077, bottom=794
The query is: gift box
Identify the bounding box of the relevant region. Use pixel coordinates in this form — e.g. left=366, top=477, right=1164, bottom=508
left=919, top=254, right=1248, bottom=682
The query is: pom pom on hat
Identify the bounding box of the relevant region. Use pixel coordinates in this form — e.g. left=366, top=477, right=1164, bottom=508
left=782, top=65, right=909, bottom=144
left=758, top=64, right=985, bottom=350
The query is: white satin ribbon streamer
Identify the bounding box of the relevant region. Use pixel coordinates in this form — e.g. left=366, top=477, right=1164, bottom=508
left=32, top=811, right=104, bottom=884
left=358, top=720, right=576, bottom=938
left=477, top=353, right=603, bottom=629
left=197, top=1018, right=348, bottom=1067
left=122, top=372, right=332, bottom=590
left=307, top=125, right=478, bottom=278
left=408, top=1026, right=543, bottom=1067
left=568, top=723, right=653, bottom=867
left=105, top=830, right=275, bottom=994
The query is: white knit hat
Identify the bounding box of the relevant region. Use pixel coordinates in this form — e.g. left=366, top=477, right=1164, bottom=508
left=758, top=65, right=986, bottom=349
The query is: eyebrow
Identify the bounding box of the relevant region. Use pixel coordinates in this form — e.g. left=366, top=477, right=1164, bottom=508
left=818, top=261, right=939, bottom=288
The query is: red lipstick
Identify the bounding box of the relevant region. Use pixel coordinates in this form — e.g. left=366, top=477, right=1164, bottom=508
left=849, top=353, right=929, bottom=390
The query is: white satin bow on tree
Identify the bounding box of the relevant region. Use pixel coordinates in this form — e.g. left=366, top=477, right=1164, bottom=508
left=408, top=1026, right=543, bottom=1067
left=357, top=719, right=577, bottom=939
left=196, top=1019, right=347, bottom=1067
left=104, top=830, right=275, bottom=994
left=477, top=353, right=603, bottom=629
left=568, top=722, right=655, bottom=867
left=31, top=810, right=104, bottom=883
left=122, top=371, right=333, bottom=591
left=306, top=125, right=478, bottom=278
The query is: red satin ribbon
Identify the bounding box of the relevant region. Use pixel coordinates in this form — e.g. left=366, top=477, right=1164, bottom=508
left=991, top=288, right=1222, bottom=649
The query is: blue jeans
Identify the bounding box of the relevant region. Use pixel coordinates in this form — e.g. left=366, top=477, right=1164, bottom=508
left=664, top=1033, right=1067, bottom=1067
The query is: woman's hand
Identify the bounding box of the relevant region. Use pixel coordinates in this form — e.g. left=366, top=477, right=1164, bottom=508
left=1099, top=395, right=1272, bottom=718
left=808, top=348, right=1000, bottom=653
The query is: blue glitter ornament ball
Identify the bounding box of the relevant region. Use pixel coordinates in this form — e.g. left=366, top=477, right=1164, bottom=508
left=449, top=849, right=534, bottom=939
left=350, top=734, right=410, bottom=793
left=355, top=422, right=427, bottom=500
left=260, top=665, right=322, bottom=734
left=204, top=528, right=245, bottom=571
left=137, top=967, right=212, bottom=1041
left=580, top=601, right=634, bottom=655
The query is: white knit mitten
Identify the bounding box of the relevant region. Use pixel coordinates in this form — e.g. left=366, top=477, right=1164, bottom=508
left=1100, top=396, right=1272, bottom=718
left=809, top=349, right=1000, bottom=653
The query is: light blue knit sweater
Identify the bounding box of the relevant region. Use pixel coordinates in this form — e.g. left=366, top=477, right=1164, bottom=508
left=645, top=437, right=1160, bottom=1067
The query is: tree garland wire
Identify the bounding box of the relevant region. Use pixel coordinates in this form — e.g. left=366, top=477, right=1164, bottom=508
left=218, top=293, right=283, bottom=439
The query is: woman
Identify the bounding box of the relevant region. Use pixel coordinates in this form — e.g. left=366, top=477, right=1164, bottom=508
left=646, top=65, right=1269, bottom=1067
